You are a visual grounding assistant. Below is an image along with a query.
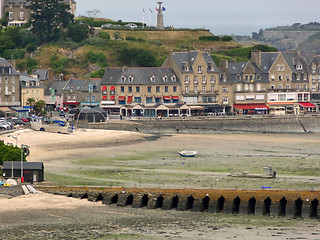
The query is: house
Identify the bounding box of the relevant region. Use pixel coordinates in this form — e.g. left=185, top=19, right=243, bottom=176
left=0, top=0, right=76, bottom=27
left=162, top=51, right=221, bottom=114
left=44, top=80, right=68, bottom=111
left=100, top=67, right=181, bottom=117
left=81, top=78, right=101, bottom=108
left=0, top=58, right=20, bottom=107
left=63, top=78, right=87, bottom=109
left=20, top=73, right=44, bottom=108
left=2, top=161, right=44, bottom=183
left=309, top=56, right=320, bottom=111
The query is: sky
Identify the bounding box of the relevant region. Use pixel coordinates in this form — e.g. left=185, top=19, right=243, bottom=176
left=75, top=0, right=320, bottom=36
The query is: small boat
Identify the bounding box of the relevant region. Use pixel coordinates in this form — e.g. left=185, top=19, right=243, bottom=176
left=178, top=150, right=197, bottom=157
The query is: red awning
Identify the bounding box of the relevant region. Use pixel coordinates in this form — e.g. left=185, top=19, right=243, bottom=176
left=110, top=86, right=115, bottom=90
left=127, top=96, right=133, bottom=104
left=299, top=102, right=316, bottom=108
left=110, top=96, right=115, bottom=100
left=102, top=86, right=107, bottom=91
left=233, top=104, right=270, bottom=110
left=102, top=96, right=107, bottom=100
left=63, top=102, right=80, bottom=105
left=172, top=96, right=179, bottom=100
left=163, top=96, right=171, bottom=100
left=268, top=102, right=294, bottom=106
left=118, top=96, right=126, bottom=100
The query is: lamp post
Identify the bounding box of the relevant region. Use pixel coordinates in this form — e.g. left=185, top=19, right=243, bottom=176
left=7, top=135, right=23, bottom=181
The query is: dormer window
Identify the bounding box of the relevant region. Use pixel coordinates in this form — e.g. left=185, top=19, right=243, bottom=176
left=162, top=75, right=168, bottom=82
left=171, top=75, right=176, bottom=82
left=296, top=65, right=303, bottom=70
left=198, top=66, right=202, bottom=73
left=128, top=75, right=134, bottom=82
left=182, top=62, right=189, bottom=71
left=150, top=75, right=155, bottom=82
left=121, top=75, right=126, bottom=82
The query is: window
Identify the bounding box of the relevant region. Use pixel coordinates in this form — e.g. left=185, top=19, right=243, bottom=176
left=244, top=84, right=249, bottom=91
left=256, top=74, right=261, bottom=80
left=193, top=76, right=198, bottom=84
left=304, top=93, right=309, bottom=101
left=210, top=75, right=215, bottom=83
left=185, top=76, right=189, bottom=84
left=171, top=75, right=176, bottom=82
left=92, top=96, right=95, bottom=101
left=128, top=75, right=134, bottom=82
left=281, top=65, right=284, bottom=71
left=173, top=86, right=177, bottom=92
left=277, top=65, right=280, bottom=71
left=236, top=95, right=245, bottom=101
left=236, top=74, right=241, bottom=81
left=296, top=65, right=302, bottom=70
left=211, top=86, right=215, bottom=92
left=146, top=97, right=153, bottom=103
left=121, top=75, right=126, bottom=82
left=155, top=97, right=161, bottom=103
left=222, top=86, right=228, bottom=93
left=296, top=84, right=300, bottom=91
left=198, top=66, right=202, bottom=73
left=222, top=97, right=228, bottom=104
left=286, top=84, right=290, bottom=90
left=256, top=83, right=261, bottom=91
left=136, top=86, right=140, bottom=92
left=165, top=86, right=168, bottom=92
left=286, top=75, right=290, bottom=81
left=150, top=75, right=155, bottom=82
left=134, top=97, right=141, bottom=103
left=249, top=74, right=253, bottom=81
left=297, top=74, right=300, bottom=80
left=20, top=11, right=24, bottom=19
left=312, top=84, right=316, bottom=91
left=9, top=12, right=13, bottom=18
left=245, top=74, right=248, bottom=81
left=271, top=76, right=275, bottom=81
left=202, top=86, right=206, bottom=92
left=194, top=86, right=197, bottom=92
left=202, top=76, right=206, bottom=83
left=278, top=84, right=282, bottom=90
left=163, top=75, right=168, bottom=82
left=279, top=75, right=282, bottom=81
left=303, top=84, right=307, bottom=91
left=298, top=93, right=303, bottom=101
left=121, top=86, right=124, bottom=92
left=148, top=86, right=151, bottom=92
left=128, top=86, right=132, bottom=92
left=156, top=86, right=160, bottom=92
left=237, top=84, right=241, bottom=92
left=185, top=86, right=189, bottom=93
left=249, top=84, right=253, bottom=91
left=271, top=85, right=275, bottom=90
left=278, top=94, right=286, bottom=101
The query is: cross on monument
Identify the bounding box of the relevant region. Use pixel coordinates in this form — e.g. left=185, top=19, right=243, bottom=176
left=156, top=1, right=164, bottom=30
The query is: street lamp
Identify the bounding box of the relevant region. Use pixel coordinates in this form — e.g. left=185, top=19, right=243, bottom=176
left=7, top=135, right=24, bottom=182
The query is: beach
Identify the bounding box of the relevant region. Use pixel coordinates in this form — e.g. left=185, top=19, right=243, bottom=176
left=0, top=128, right=319, bottom=239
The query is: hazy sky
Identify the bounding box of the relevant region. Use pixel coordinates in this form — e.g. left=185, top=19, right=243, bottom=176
left=76, top=0, right=319, bottom=35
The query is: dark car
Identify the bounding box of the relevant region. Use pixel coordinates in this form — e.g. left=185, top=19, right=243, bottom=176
left=11, top=118, right=26, bottom=125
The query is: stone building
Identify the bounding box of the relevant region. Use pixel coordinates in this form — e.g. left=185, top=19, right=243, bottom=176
left=308, top=56, right=320, bottom=110
left=101, top=67, right=183, bottom=117
left=0, top=58, right=20, bottom=107
left=0, top=0, right=76, bottom=26
left=162, top=51, right=221, bottom=113
left=19, top=73, right=44, bottom=107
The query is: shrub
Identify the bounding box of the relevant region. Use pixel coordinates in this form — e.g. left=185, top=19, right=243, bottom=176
left=149, top=40, right=163, bottom=46
left=98, top=32, right=110, bottom=40
left=86, top=51, right=107, bottom=67
left=199, top=36, right=220, bottom=41
left=87, top=36, right=107, bottom=47
left=221, top=35, right=233, bottom=42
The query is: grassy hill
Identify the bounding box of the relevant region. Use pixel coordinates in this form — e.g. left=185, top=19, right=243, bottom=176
left=19, top=26, right=247, bottom=78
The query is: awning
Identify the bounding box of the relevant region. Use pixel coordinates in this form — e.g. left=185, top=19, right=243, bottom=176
left=233, top=104, right=270, bottom=110
left=172, top=96, right=179, bottom=100
left=102, top=96, right=107, bottom=100
left=110, top=86, right=115, bottom=90
left=298, top=102, right=316, bottom=108
left=102, top=86, right=107, bottom=91
left=155, top=96, right=161, bottom=98
left=110, top=96, right=115, bottom=100
left=118, top=96, right=126, bottom=100
left=63, top=102, right=80, bottom=105
left=189, top=106, right=204, bottom=110
left=163, top=96, right=171, bottom=100
left=268, top=102, right=294, bottom=106
left=127, top=96, right=133, bottom=104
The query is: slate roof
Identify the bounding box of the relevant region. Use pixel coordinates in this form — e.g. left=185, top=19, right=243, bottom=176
left=32, top=69, right=57, bottom=81
left=45, top=81, right=68, bottom=96
left=169, top=51, right=220, bottom=73
left=64, top=78, right=87, bottom=91
left=20, top=73, right=43, bottom=88
left=101, top=67, right=180, bottom=85
left=82, top=78, right=101, bottom=93
left=0, top=58, right=19, bottom=75
left=3, top=161, right=44, bottom=170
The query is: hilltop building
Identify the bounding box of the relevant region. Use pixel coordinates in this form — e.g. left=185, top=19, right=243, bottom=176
left=156, top=1, right=164, bottom=30
left=0, top=0, right=76, bottom=26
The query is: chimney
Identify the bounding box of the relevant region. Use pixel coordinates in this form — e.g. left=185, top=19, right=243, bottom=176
left=219, top=60, right=228, bottom=69
left=48, top=69, right=54, bottom=81
left=250, top=50, right=261, bottom=67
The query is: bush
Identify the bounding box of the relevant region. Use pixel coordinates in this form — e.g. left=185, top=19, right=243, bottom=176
left=221, top=35, right=233, bottom=42
left=3, top=49, right=25, bottom=59
left=125, top=36, right=136, bottom=41
left=90, top=68, right=105, bottom=78
left=199, top=35, right=220, bottom=41
left=67, top=22, right=89, bottom=42
left=86, top=51, right=107, bottom=67
left=148, top=40, right=162, bottom=46
left=98, top=31, right=110, bottom=40
left=87, top=36, right=107, bottom=47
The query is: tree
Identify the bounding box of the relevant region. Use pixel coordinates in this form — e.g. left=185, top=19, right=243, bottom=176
left=26, top=97, right=35, bottom=113
left=34, top=100, right=46, bottom=116
left=28, top=0, right=74, bottom=43
left=67, top=22, right=89, bottom=42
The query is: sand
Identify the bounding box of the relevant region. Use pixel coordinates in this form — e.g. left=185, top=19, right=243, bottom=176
left=0, top=128, right=319, bottom=239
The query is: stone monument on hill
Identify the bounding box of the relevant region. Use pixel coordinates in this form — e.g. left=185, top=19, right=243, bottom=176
left=156, top=1, right=164, bottom=30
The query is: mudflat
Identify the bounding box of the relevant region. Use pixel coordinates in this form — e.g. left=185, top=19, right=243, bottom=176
left=0, top=128, right=319, bottom=239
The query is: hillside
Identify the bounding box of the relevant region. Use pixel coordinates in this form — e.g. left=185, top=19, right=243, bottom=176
left=27, top=28, right=243, bottom=78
